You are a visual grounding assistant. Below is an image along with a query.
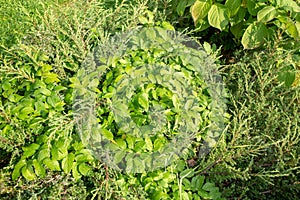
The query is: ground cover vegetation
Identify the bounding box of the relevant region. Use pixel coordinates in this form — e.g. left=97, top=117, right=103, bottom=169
left=0, top=0, right=299, bottom=199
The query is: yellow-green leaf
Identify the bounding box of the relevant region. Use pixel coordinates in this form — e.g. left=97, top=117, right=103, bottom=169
left=208, top=4, right=229, bottom=30
left=191, top=0, right=212, bottom=23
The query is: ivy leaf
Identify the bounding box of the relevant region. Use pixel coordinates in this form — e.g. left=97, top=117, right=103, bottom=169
left=257, top=6, right=277, bottom=23
left=208, top=4, right=229, bottom=31
left=241, top=22, right=269, bottom=49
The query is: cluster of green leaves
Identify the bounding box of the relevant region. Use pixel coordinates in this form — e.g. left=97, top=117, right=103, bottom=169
left=114, top=161, right=224, bottom=200
left=0, top=1, right=226, bottom=199
left=174, top=0, right=300, bottom=49
left=71, top=25, right=227, bottom=175
left=0, top=45, right=94, bottom=183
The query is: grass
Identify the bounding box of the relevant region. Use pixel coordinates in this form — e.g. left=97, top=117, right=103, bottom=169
left=0, top=0, right=299, bottom=199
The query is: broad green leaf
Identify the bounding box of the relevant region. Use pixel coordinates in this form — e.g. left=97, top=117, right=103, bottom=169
left=161, top=21, right=175, bottom=30
left=114, top=150, right=126, bottom=163
left=202, top=182, right=216, bottom=191
left=152, top=190, right=170, bottom=200
left=12, top=160, right=26, bottom=181
left=39, top=88, right=51, bottom=96
left=2, top=81, right=11, bottom=90
left=191, top=175, right=205, bottom=191
left=133, top=140, right=146, bottom=152
left=43, top=72, right=60, bottom=83
left=76, top=149, right=94, bottom=162
left=198, top=189, right=211, bottom=198
left=72, top=162, right=82, bottom=180
left=208, top=4, right=229, bottom=30
left=181, top=191, right=190, bottom=200
left=241, top=22, right=269, bottom=49
left=38, top=148, right=50, bottom=162
left=247, top=0, right=263, bottom=16
left=257, top=6, right=277, bottom=22
left=115, top=138, right=127, bottom=149
left=32, top=159, right=46, bottom=177
left=36, top=134, right=48, bottom=144
left=192, top=193, right=201, bottom=200
left=177, top=0, right=188, bottom=16
left=278, top=68, right=296, bottom=87
left=133, top=157, right=145, bottom=173
left=21, top=164, right=36, bottom=181
left=20, top=106, right=34, bottom=116
left=101, top=128, right=114, bottom=141
left=191, top=0, right=212, bottom=23
left=75, top=153, right=94, bottom=162
left=225, top=0, right=242, bottom=17
left=195, top=18, right=211, bottom=31
left=51, top=145, right=67, bottom=161
left=43, top=158, right=61, bottom=171
left=230, top=7, right=246, bottom=26
left=153, top=138, right=165, bottom=151
left=276, top=0, right=300, bottom=12
left=78, top=163, right=91, bottom=176
left=180, top=168, right=195, bottom=178
left=61, top=153, right=75, bottom=174
left=126, top=135, right=135, bottom=149
left=138, top=93, right=149, bottom=111
left=8, top=94, right=23, bottom=103
left=2, top=124, right=11, bottom=135
left=22, top=143, right=40, bottom=158
left=284, top=20, right=300, bottom=39
left=88, top=78, right=99, bottom=88
left=145, top=136, right=153, bottom=151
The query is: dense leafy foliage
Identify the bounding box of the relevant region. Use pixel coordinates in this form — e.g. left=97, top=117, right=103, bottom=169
left=174, top=0, right=300, bottom=49
left=0, top=0, right=299, bottom=199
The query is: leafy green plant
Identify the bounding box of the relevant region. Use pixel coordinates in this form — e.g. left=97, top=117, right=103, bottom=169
left=175, top=0, right=300, bottom=49
left=72, top=25, right=226, bottom=174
